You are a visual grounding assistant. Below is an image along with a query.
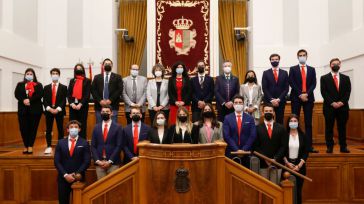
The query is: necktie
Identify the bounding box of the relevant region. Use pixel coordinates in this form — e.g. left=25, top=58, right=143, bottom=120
left=237, top=115, right=242, bottom=145
left=132, top=78, right=137, bottom=103
left=301, top=65, right=307, bottom=93
left=133, top=124, right=139, bottom=154
left=103, top=74, right=109, bottom=99
left=200, top=76, right=204, bottom=89
left=52, top=83, right=56, bottom=106
left=103, top=123, right=108, bottom=157
left=267, top=123, right=272, bottom=139
left=333, top=74, right=339, bottom=91
left=273, top=69, right=278, bottom=83
left=69, top=138, right=76, bottom=157
left=226, top=76, right=230, bottom=101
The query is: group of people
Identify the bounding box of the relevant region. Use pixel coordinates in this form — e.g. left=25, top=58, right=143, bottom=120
left=14, top=50, right=351, bottom=204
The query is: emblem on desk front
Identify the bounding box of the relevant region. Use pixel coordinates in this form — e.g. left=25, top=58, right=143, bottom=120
left=175, top=168, right=190, bottom=193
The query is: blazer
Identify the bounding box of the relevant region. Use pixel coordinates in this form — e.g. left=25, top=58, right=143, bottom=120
left=254, top=122, right=287, bottom=162
left=43, top=82, right=68, bottom=116
left=214, top=74, right=240, bottom=110
left=146, top=79, right=169, bottom=110
left=289, top=65, right=317, bottom=102
left=198, top=122, right=223, bottom=144
left=190, top=75, right=215, bottom=111
left=168, top=76, right=191, bottom=106
left=240, top=83, right=263, bottom=119
left=91, top=72, right=123, bottom=111
left=167, top=124, right=199, bottom=144
left=122, top=75, right=148, bottom=112
left=261, top=68, right=289, bottom=103
left=284, top=131, right=308, bottom=162
left=14, top=81, right=44, bottom=114
left=148, top=128, right=170, bottom=144
left=223, top=112, right=257, bottom=158
left=123, top=122, right=151, bottom=163
left=67, top=78, right=91, bottom=106
left=91, top=122, right=123, bottom=165
left=320, top=72, right=351, bottom=110
left=54, top=137, right=91, bottom=179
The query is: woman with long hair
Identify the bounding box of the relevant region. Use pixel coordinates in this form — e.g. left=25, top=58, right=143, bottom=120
left=148, top=111, right=170, bottom=144
left=197, top=103, right=223, bottom=143
left=167, top=106, right=198, bottom=144
left=240, top=70, right=262, bottom=125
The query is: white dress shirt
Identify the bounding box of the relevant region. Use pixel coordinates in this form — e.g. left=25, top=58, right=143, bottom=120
left=331, top=72, right=340, bottom=87
left=46, top=82, right=62, bottom=112
left=102, top=120, right=112, bottom=133
left=68, top=136, right=79, bottom=150
left=288, top=134, right=300, bottom=159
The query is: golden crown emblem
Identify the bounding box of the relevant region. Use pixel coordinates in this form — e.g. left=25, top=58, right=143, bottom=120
left=173, top=16, right=193, bottom=30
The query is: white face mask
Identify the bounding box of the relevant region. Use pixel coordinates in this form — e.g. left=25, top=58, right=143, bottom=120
left=223, top=66, right=232, bottom=74
left=176, top=68, right=184, bottom=74
left=156, top=119, right=165, bottom=126
left=25, top=75, right=34, bottom=81
left=51, top=75, right=59, bottom=81
left=289, top=122, right=298, bottom=129
left=69, top=128, right=79, bottom=138
left=298, top=56, right=307, bottom=64
left=234, top=104, right=244, bottom=112
left=131, top=69, right=139, bottom=77
left=155, top=71, right=162, bottom=77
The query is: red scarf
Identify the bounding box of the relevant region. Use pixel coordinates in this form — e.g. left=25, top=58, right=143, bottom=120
left=25, top=82, right=37, bottom=98
left=72, top=75, right=84, bottom=100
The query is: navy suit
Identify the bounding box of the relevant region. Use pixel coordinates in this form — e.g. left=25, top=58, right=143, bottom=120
left=91, top=122, right=123, bottom=165
left=190, top=75, right=214, bottom=122
left=54, top=137, right=90, bottom=204
left=123, top=122, right=151, bottom=163
left=262, top=68, right=289, bottom=124
left=215, top=74, right=240, bottom=122
left=289, top=64, right=316, bottom=149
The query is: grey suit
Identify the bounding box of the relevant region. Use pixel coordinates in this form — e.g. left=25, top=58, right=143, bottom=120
left=198, top=122, right=224, bottom=144
left=240, top=83, right=263, bottom=122
left=146, top=79, right=169, bottom=110
left=122, top=75, right=148, bottom=112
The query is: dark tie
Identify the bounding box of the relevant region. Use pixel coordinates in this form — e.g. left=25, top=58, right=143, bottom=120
left=103, top=74, right=109, bottom=99
left=132, top=77, right=137, bottom=103
left=226, top=76, right=230, bottom=101
left=200, top=76, right=204, bottom=89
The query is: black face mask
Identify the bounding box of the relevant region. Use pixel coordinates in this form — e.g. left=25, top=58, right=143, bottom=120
left=198, top=66, right=205, bottom=74
left=331, top=65, right=340, bottom=72
left=132, top=115, right=141, bottom=122
left=178, top=116, right=188, bottom=123
left=264, top=113, right=274, bottom=121
left=104, top=65, right=112, bottom=72
left=271, top=61, right=279, bottom=67
left=75, top=69, right=84, bottom=75
left=101, top=113, right=110, bottom=121
left=246, top=77, right=255, bottom=83
left=203, top=111, right=214, bottom=118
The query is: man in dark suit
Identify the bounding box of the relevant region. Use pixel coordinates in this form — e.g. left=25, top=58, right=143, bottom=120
left=262, top=54, right=289, bottom=124
left=254, top=103, right=287, bottom=168
left=223, top=95, right=257, bottom=166
left=91, top=105, right=123, bottom=180
left=215, top=60, right=240, bottom=122
left=91, top=58, right=123, bottom=123
left=43, top=68, right=68, bottom=154
left=320, top=58, right=351, bottom=153
left=54, top=120, right=91, bottom=204
left=289, top=49, right=318, bottom=153
left=190, top=60, right=214, bottom=122
left=123, top=107, right=151, bottom=163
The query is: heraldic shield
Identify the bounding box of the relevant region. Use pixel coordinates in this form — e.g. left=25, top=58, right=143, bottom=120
left=169, top=16, right=197, bottom=55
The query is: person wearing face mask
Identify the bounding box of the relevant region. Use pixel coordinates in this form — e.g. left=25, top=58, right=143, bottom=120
left=254, top=103, right=287, bottom=168
left=91, top=58, right=123, bottom=124
left=168, top=61, right=192, bottom=125
left=123, top=107, right=151, bottom=163
left=223, top=95, right=257, bottom=166
left=190, top=60, right=214, bottom=122
left=197, top=103, right=223, bottom=144
left=320, top=58, right=351, bottom=153
left=148, top=111, right=170, bottom=144
left=146, top=64, right=170, bottom=123
left=240, top=70, right=262, bottom=125
left=283, top=114, right=308, bottom=204
left=91, top=105, right=123, bottom=180
left=167, top=106, right=198, bottom=144
left=43, top=68, right=68, bottom=154
left=67, top=63, right=91, bottom=139
left=54, top=120, right=90, bottom=204
left=261, top=54, right=289, bottom=124
left=215, top=60, right=240, bottom=122
left=14, top=68, right=44, bottom=154
left=289, top=49, right=318, bottom=153
left=122, top=64, right=148, bottom=124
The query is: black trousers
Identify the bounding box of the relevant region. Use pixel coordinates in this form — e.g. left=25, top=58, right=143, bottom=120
left=57, top=176, right=72, bottom=204
left=217, top=105, right=234, bottom=122
left=291, top=100, right=314, bottom=148
left=192, top=109, right=202, bottom=123
left=148, top=109, right=169, bottom=124
left=274, top=102, right=286, bottom=124
left=17, top=111, right=42, bottom=148
left=323, top=106, right=349, bottom=148
left=69, top=105, right=88, bottom=139
left=45, top=112, right=65, bottom=147
left=288, top=158, right=306, bottom=204
left=125, top=112, right=145, bottom=125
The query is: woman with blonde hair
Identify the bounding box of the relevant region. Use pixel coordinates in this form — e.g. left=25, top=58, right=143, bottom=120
left=167, top=106, right=198, bottom=144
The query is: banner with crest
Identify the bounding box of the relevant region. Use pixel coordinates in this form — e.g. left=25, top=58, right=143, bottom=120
left=156, top=0, right=210, bottom=73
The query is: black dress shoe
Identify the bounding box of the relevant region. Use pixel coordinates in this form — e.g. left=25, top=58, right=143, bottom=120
left=22, top=150, right=28, bottom=154
left=326, top=147, right=333, bottom=153
left=340, top=148, right=350, bottom=153
left=309, top=148, right=319, bottom=153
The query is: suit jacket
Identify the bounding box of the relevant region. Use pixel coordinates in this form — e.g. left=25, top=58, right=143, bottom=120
left=240, top=83, right=263, bottom=119
left=122, top=75, right=148, bottom=112
left=148, top=128, right=170, bottom=144
left=43, top=83, right=68, bottom=116
left=167, top=124, right=199, bottom=144
left=284, top=131, right=308, bottom=161
left=146, top=79, right=169, bottom=110
left=289, top=65, right=317, bottom=102
left=214, top=75, right=240, bottom=110
left=168, top=76, right=191, bottom=106
left=91, top=122, right=123, bottom=165
left=91, top=72, right=123, bottom=111
left=198, top=122, right=223, bottom=144
left=67, top=78, right=91, bottom=106
left=123, top=122, right=151, bottom=163
left=190, top=75, right=215, bottom=111
left=14, top=81, right=44, bottom=114
left=223, top=112, right=257, bottom=158
left=261, top=68, right=289, bottom=103
left=54, top=137, right=91, bottom=179
left=254, top=122, right=287, bottom=162
left=320, top=72, right=351, bottom=110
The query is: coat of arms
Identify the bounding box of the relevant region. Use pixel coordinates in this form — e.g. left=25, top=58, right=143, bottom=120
left=169, top=16, right=197, bottom=55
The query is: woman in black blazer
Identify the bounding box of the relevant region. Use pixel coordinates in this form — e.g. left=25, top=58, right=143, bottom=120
left=167, top=106, right=198, bottom=144
left=67, top=64, right=91, bottom=139
left=283, top=114, right=309, bottom=204
left=14, top=68, right=44, bottom=154
left=148, top=111, right=170, bottom=144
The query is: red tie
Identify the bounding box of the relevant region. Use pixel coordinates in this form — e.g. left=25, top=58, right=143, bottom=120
left=333, top=74, right=339, bottom=91
left=301, top=66, right=307, bottom=93
left=267, top=123, right=272, bottom=139
left=69, top=138, right=76, bottom=157
left=273, top=69, right=278, bottom=83
left=237, top=115, right=242, bottom=145
left=52, top=83, right=56, bottom=106
left=133, top=124, right=139, bottom=154
left=103, top=123, right=108, bottom=157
